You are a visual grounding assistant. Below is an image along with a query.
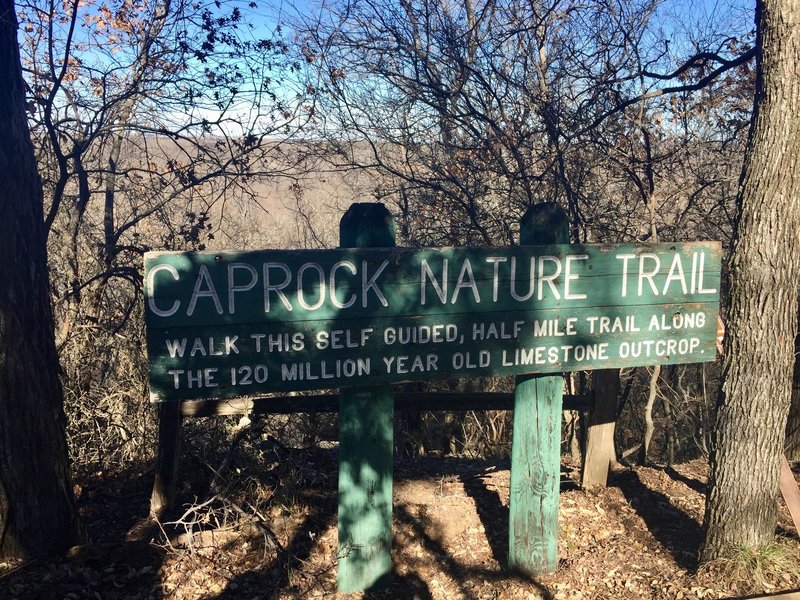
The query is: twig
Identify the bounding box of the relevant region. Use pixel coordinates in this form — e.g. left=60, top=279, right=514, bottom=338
left=0, top=559, right=39, bottom=582
left=210, top=416, right=260, bottom=495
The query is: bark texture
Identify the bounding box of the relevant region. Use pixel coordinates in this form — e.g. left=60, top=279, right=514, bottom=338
left=639, top=365, right=660, bottom=466
left=786, top=372, right=800, bottom=461
left=784, top=303, right=800, bottom=460
left=702, top=0, right=800, bottom=560
left=0, top=0, right=81, bottom=557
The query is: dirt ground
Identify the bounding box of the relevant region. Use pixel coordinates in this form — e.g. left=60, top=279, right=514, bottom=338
left=1, top=450, right=799, bottom=599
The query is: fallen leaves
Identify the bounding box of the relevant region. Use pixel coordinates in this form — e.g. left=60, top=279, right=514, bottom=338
left=1, top=457, right=798, bottom=599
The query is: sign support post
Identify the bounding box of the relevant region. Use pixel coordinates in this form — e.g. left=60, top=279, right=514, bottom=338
left=582, top=369, right=620, bottom=487
left=509, top=203, right=567, bottom=575
left=337, top=203, right=396, bottom=593
left=150, top=395, right=183, bottom=516
left=142, top=204, right=721, bottom=582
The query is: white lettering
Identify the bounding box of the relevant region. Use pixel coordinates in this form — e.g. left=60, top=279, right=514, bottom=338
left=263, top=262, right=293, bottom=312
left=297, top=263, right=326, bottom=310
left=420, top=258, right=447, bottom=305
left=363, top=260, right=389, bottom=307
left=147, top=264, right=181, bottom=317
left=187, top=264, right=223, bottom=316
left=227, top=263, right=258, bottom=314
left=330, top=261, right=357, bottom=308
left=451, top=259, right=480, bottom=303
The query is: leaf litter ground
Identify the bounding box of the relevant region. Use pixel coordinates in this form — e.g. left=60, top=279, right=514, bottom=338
left=1, top=451, right=799, bottom=599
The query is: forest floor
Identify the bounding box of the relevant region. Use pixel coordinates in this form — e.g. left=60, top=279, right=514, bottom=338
left=1, top=448, right=799, bottom=599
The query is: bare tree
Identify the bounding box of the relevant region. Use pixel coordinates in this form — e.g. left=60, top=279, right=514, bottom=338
left=785, top=304, right=800, bottom=460
left=0, top=0, right=81, bottom=558
left=702, top=0, right=800, bottom=560
left=20, top=0, right=307, bottom=332
left=787, top=408, right=800, bottom=460
left=17, top=0, right=311, bottom=464
left=296, top=0, right=753, bottom=246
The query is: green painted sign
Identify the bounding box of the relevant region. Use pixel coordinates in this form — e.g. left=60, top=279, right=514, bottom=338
left=144, top=242, right=721, bottom=401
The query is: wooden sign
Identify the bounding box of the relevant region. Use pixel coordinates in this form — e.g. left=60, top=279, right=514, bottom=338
left=144, top=242, right=721, bottom=401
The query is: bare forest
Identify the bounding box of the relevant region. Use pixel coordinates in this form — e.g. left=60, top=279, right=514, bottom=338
left=2, top=0, right=800, bottom=597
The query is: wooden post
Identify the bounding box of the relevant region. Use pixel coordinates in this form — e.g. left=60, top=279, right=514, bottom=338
left=582, top=369, right=620, bottom=487
left=337, top=203, right=395, bottom=593
left=779, top=456, right=800, bottom=533
left=509, top=202, right=567, bottom=576
left=150, top=401, right=183, bottom=516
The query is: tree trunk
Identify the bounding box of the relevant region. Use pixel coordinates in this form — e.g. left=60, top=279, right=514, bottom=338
left=661, top=393, right=675, bottom=466
left=639, top=365, right=660, bottom=466
left=564, top=373, right=582, bottom=461
left=564, top=411, right=581, bottom=461
left=702, top=0, right=800, bottom=561
left=786, top=363, right=800, bottom=462
left=662, top=366, right=681, bottom=466
left=785, top=303, right=800, bottom=461
left=0, top=0, right=81, bottom=558
left=786, top=394, right=800, bottom=462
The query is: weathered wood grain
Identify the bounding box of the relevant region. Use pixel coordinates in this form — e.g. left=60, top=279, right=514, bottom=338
left=779, top=456, right=800, bottom=535
left=178, top=392, right=593, bottom=417
left=582, top=369, right=621, bottom=487
left=509, top=203, right=566, bottom=577
left=336, top=203, right=394, bottom=593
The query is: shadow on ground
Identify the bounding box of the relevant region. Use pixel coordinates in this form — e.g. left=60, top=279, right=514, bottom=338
left=210, top=454, right=555, bottom=599
left=662, top=466, right=707, bottom=494
left=0, top=467, right=165, bottom=600
left=2, top=454, right=729, bottom=599
left=614, top=469, right=703, bottom=570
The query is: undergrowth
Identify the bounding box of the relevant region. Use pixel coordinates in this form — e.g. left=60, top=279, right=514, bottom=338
left=698, top=536, right=800, bottom=595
